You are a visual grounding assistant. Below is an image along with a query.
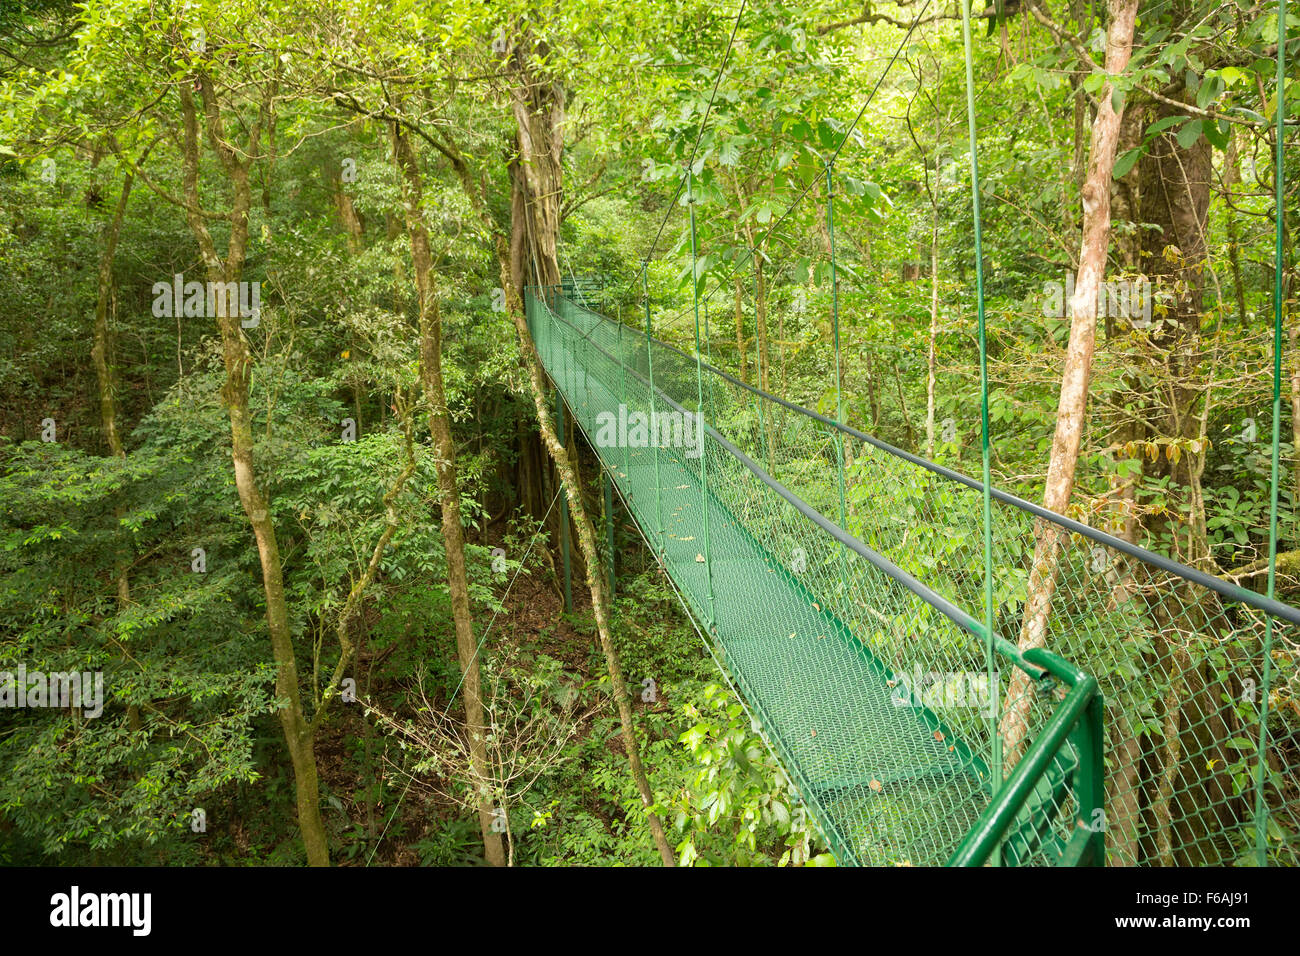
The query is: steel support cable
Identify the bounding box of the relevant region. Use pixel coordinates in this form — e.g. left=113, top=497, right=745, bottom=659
left=958, top=0, right=1002, bottom=837
left=589, top=299, right=1300, bottom=628
left=686, top=170, right=718, bottom=627
left=1253, top=0, right=1289, bottom=867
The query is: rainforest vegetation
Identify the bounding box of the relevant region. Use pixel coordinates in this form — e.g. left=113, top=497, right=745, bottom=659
left=0, top=0, right=1296, bottom=867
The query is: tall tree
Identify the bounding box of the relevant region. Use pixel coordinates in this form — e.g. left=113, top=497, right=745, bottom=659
left=390, top=117, right=507, bottom=867
left=1004, top=0, right=1140, bottom=763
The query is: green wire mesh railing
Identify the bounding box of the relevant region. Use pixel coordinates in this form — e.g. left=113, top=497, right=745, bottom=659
left=528, top=286, right=1112, bottom=866
left=842, top=435, right=1300, bottom=866
left=530, top=285, right=1300, bottom=866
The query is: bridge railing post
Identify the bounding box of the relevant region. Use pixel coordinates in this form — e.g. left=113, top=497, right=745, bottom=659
left=642, top=274, right=665, bottom=555
left=751, top=250, right=770, bottom=472
left=687, top=169, right=716, bottom=631
left=826, top=163, right=850, bottom=596
left=618, top=313, right=630, bottom=494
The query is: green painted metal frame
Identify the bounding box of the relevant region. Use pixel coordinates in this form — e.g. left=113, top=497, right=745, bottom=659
left=1253, top=0, right=1288, bottom=866
left=528, top=286, right=1106, bottom=865
left=948, top=648, right=1105, bottom=866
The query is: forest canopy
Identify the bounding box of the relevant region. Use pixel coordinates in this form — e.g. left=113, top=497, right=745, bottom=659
left=0, top=0, right=1296, bottom=869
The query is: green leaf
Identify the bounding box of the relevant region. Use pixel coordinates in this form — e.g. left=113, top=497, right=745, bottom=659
left=1112, top=147, right=1142, bottom=179
left=1175, top=119, right=1203, bottom=149
left=1219, top=66, right=1248, bottom=86
left=1204, top=119, right=1230, bottom=150
left=1144, top=115, right=1184, bottom=140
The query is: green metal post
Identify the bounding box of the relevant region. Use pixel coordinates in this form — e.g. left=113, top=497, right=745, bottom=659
left=562, top=299, right=572, bottom=402
left=1253, top=0, right=1287, bottom=867
left=827, top=163, right=850, bottom=589
left=687, top=170, right=717, bottom=629
left=587, top=318, right=594, bottom=419
left=752, top=248, right=770, bottom=472
left=1070, top=691, right=1106, bottom=865
left=618, top=314, right=631, bottom=496
left=643, top=273, right=665, bottom=554
left=555, top=385, right=573, bottom=614
left=960, top=0, right=1001, bottom=862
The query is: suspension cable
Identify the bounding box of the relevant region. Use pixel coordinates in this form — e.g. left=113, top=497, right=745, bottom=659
left=958, top=0, right=1002, bottom=845
left=1253, top=0, right=1288, bottom=868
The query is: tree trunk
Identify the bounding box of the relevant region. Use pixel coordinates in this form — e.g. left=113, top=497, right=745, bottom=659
left=329, top=164, right=364, bottom=256
left=894, top=360, right=915, bottom=451
left=92, top=170, right=132, bottom=461
left=1133, top=77, right=1223, bottom=860
left=504, top=45, right=675, bottom=864
left=1001, top=0, right=1138, bottom=765
left=179, top=79, right=330, bottom=866
left=508, top=53, right=563, bottom=293
left=92, top=165, right=141, bottom=731
left=1154, top=646, right=1189, bottom=866
left=1111, top=106, right=1145, bottom=274
left=778, top=299, right=788, bottom=396
left=1136, top=78, right=1213, bottom=566
left=755, top=256, right=771, bottom=394
left=865, top=349, right=882, bottom=430
left=390, top=120, right=506, bottom=867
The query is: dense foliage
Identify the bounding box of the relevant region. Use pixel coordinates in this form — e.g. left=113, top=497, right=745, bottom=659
left=0, top=0, right=1295, bottom=866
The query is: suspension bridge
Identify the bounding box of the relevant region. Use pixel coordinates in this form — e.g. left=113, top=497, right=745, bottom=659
left=520, top=0, right=1294, bottom=866
left=528, top=283, right=1299, bottom=866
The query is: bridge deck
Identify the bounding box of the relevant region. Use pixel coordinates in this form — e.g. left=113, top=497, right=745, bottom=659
left=545, top=313, right=992, bottom=865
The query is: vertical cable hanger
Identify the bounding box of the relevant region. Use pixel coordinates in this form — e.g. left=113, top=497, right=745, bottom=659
left=1253, top=0, right=1288, bottom=868
left=959, top=0, right=1002, bottom=848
